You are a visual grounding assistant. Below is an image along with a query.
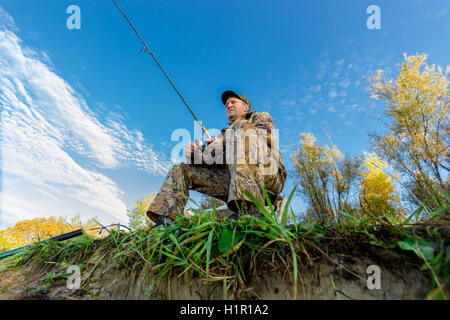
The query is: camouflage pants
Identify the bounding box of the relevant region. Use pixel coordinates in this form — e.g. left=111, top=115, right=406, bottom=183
left=146, top=162, right=285, bottom=222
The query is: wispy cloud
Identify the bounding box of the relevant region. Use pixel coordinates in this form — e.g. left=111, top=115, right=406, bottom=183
left=0, top=7, right=170, bottom=228
left=340, top=79, right=351, bottom=88
left=328, top=90, right=338, bottom=99
left=0, top=6, right=18, bottom=32
left=433, top=6, right=448, bottom=18
left=267, top=45, right=398, bottom=173
left=327, top=105, right=337, bottom=113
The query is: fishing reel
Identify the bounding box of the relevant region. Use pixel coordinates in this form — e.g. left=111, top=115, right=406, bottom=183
left=194, top=137, right=207, bottom=152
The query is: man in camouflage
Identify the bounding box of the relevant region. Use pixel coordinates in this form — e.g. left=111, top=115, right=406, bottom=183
left=146, top=90, right=287, bottom=226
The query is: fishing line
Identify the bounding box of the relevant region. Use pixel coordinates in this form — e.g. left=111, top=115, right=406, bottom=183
left=112, top=0, right=211, bottom=140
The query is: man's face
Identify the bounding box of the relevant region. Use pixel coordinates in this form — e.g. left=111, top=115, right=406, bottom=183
left=225, top=97, right=249, bottom=122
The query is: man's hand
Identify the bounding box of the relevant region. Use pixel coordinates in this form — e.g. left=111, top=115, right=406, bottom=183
left=184, top=142, right=198, bottom=162
left=202, top=136, right=224, bottom=165
left=205, top=136, right=224, bottom=153
left=185, top=136, right=224, bottom=164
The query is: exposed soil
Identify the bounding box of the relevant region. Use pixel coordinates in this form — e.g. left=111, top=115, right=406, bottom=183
left=0, top=242, right=431, bottom=300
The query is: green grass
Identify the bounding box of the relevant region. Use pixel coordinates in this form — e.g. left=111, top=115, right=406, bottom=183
left=2, top=187, right=449, bottom=300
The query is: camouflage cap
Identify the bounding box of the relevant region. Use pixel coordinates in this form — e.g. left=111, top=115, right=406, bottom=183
left=221, top=90, right=251, bottom=109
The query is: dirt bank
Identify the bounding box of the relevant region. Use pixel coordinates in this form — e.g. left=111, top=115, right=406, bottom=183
left=0, top=242, right=431, bottom=300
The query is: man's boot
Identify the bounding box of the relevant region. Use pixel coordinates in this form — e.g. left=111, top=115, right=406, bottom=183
left=227, top=201, right=263, bottom=221
left=149, top=215, right=174, bottom=231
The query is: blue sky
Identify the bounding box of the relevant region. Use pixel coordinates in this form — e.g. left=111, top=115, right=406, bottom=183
left=0, top=0, right=449, bottom=229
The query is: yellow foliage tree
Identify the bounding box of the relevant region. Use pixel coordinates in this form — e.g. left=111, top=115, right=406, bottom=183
left=368, top=53, right=449, bottom=211
left=0, top=216, right=101, bottom=252
left=290, top=132, right=362, bottom=224
left=359, top=152, right=404, bottom=223
left=127, top=193, right=157, bottom=230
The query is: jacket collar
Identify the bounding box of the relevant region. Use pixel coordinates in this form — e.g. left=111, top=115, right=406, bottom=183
left=226, top=111, right=256, bottom=127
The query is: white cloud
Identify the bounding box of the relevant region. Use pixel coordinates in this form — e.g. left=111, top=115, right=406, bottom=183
left=316, top=60, right=329, bottom=80
left=344, top=119, right=354, bottom=126
left=335, top=59, right=345, bottom=67
left=280, top=99, right=297, bottom=108
left=0, top=7, right=170, bottom=228
left=329, top=90, right=338, bottom=98
left=0, top=6, right=18, bottom=32
left=433, top=6, right=448, bottom=18
left=340, top=79, right=351, bottom=88
left=310, top=84, right=322, bottom=92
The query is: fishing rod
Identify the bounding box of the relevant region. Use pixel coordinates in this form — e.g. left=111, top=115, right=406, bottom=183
left=0, top=229, right=84, bottom=261
left=112, top=0, right=211, bottom=147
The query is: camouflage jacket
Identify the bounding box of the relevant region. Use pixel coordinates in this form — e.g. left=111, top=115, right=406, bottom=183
left=199, top=111, right=287, bottom=182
